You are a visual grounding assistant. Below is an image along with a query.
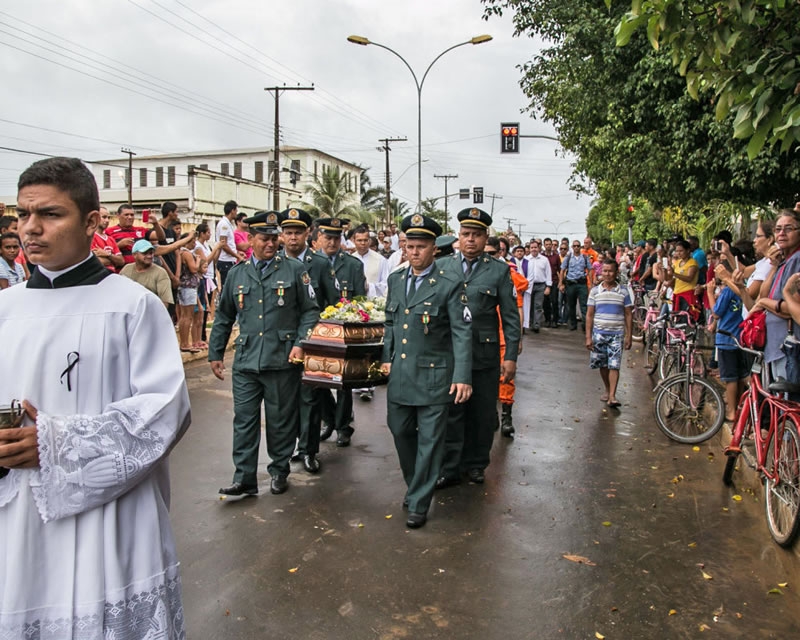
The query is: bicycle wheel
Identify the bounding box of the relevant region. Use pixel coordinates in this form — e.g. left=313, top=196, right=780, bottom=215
left=765, top=416, right=800, bottom=547
left=632, top=307, right=646, bottom=342
left=654, top=373, right=725, bottom=444
left=691, top=351, right=706, bottom=377
left=659, top=348, right=681, bottom=380
left=644, top=327, right=661, bottom=375
left=723, top=393, right=754, bottom=485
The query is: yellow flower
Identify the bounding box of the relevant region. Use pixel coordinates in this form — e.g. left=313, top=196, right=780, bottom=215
left=335, top=302, right=344, bottom=308
left=324, top=306, right=336, bottom=314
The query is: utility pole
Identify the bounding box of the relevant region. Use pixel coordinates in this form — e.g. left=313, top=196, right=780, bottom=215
left=121, top=147, right=136, bottom=206
left=503, top=217, right=516, bottom=233
left=378, top=137, right=407, bottom=228
left=487, top=193, right=503, bottom=216
left=434, top=174, right=458, bottom=234
left=265, top=85, right=314, bottom=210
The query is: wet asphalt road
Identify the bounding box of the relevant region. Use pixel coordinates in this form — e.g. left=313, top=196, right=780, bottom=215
left=172, top=326, right=800, bottom=639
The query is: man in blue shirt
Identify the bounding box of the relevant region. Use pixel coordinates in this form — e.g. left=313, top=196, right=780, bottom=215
left=559, top=240, right=592, bottom=331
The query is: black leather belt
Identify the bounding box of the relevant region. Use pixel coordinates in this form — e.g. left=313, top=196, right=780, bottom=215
left=566, top=279, right=582, bottom=285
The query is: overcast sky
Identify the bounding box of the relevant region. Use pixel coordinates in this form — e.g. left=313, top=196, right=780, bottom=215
left=0, top=0, right=592, bottom=240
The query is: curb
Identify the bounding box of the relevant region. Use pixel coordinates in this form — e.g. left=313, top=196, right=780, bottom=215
left=180, top=326, right=239, bottom=366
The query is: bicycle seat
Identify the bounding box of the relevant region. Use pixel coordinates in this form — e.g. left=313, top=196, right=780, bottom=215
left=768, top=377, right=800, bottom=395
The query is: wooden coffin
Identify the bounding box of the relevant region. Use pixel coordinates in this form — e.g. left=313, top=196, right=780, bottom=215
left=301, top=320, right=387, bottom=389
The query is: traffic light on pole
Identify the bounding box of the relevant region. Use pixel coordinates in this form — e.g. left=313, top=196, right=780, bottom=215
left=501, top=122, right=519, bottom=153
left=473, top=187, right=484, bottom=204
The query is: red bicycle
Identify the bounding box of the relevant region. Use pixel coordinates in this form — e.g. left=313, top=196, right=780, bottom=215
left=721, top=333, right=800, bottom=547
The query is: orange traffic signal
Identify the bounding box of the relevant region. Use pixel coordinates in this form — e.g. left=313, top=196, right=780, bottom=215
left=501, top=122, right=519, bottom=153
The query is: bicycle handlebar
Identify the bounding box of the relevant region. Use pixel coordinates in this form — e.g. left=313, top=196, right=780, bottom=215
left=716, top=329, right=764, bottom=358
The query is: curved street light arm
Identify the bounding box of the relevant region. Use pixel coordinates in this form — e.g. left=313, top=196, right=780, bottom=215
left=419, top=40, right=472, bottom=92
left=369, top=42, right=421, bottom=93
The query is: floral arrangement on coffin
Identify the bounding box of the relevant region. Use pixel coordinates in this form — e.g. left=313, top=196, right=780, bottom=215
left=319, top=296, right=386, bottom=323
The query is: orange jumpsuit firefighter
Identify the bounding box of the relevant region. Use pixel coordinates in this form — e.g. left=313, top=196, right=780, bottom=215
left=499, top=261, right=529, bottom=436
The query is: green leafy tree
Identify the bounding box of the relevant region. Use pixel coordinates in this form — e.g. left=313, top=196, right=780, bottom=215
left=481, top=0, right=799, bottom=216
left=359, top=166, right=386, bottom=212
left=615, top=0, right=800, bottom=158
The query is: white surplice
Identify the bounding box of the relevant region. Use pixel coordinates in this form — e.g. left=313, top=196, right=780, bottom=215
left=0, top=267, right=191, bottom=639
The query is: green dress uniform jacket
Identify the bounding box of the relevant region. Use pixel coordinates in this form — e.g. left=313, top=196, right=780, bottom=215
left=382, top=267, right=472, bottom=405
left=437, top=252, right=522, bottom=479
left=280, top=248, right=339, bottom=309
left=208, top=257, right=320, bottom=370
left=208, top=257, right=319, bottom=485
left=318, top=249, right=367, bottom=435
left=381, top=265, right=472, bottom=515
left=437, top=252, right=521, bottom=368
left=319, top=249, right=367, bottom=302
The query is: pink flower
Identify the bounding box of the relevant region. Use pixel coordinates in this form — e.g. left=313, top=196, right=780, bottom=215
left=358, top=309, right=370, bottom=322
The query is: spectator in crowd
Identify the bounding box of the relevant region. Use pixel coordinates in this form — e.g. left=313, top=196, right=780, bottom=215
left=176, top=233, right=204, bottom=353
left=542, top=238, right=562, bottom=328
left=666, top=239, right=699, bottom=317
left=380, top=237, right=394, bottom=258
left=0, top=232, right=26, bottom=288
left=216, top=200, right=243, bottom=289
left=106, top=203, right=164, bottom=266
left=708, top=268, right=752, bottom=421
left=498, top=236, right=511, bottom=260
left=560, top=240, right=592, bottom=331
left=195, top=222, right=223, bottom=336
left=527, top=240, right=552, bottom=333
left=511, top=245, right=532, bottom=329
left=0, top=215, right=18, bottom=234
left=120, top=239, right=173, bottom=307
left=234, top=212, right=252, bottom=260
left=157, top=201, right=180, bottom=276
left=386, top=231, right=407, bottom=272
left=90, top=206, right=124, bottom=272
left=585, top=259, right=632, bottom=408
left=352, top=223, right=389, bottom=299
left=387, top=222, right=400, bottom=251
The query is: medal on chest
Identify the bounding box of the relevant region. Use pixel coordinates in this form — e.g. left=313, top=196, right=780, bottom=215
left=276, top=281, right=286, bottom=306
left=237, top=284, right=245, bottom=309
left=422, top=310, right=430, bottom=335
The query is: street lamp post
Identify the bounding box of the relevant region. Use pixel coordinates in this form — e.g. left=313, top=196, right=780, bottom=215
left=543, top=219, right=570, bottom=238
left=348, top=34, right=492, bottom=213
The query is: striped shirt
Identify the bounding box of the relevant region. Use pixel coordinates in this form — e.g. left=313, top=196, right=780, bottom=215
left=587, top=282, right=632, bottom=334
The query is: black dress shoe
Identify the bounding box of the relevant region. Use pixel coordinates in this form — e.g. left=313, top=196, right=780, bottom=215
left=406, top=512, right=427, bottom=529
left=467, top=468, right=485, bottom=484
left=434, top=475, right=461, bottom=490
left=270, top=475, right=288, bottom=494
left=290, top=452, right=302, bottom=462
left=319, top=423, right=334, bottom=441
left=219, top=482, right=258, bottom=496
left=303, top=454, right=320, bottom=474
left=336, top=432, right=351, bottom=447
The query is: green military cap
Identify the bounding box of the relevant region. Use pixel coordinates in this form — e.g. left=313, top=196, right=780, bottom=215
left=435, top=234, right=457, bottom=257
left=280, top=207, right=313, bottom=229
left=244, top=210, right=282, bottom=235
left=401, top=213, right=443, bottom=240
left=457, top=207, right=492, bottom=230
left=316, top=217, right=350, bottom=236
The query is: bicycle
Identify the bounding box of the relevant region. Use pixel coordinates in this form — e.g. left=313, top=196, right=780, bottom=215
left=721, top=333, right=800, bottom=547
left=642, top=298, right=669, bottom=375
left=652, top=322, right=725, bottom=444
left=630, top=283, right=647, bottom=341
left=658, top=311, right=707, bottom=380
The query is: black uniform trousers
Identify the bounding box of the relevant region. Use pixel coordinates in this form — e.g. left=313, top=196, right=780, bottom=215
left=440, top=365, right=501, bottom=478
left=564, top=281, right=588, bottom=330
left=297, top=384, right=323, bottom=456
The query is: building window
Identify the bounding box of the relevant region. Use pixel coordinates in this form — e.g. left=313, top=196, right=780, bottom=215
left=125, top=169, right=130, bottom=189
left=155, top=167, right=164, bottom=187
left=139, top=168, right=147, bottom=187
left=221, top=163, right=229, bottom=176
left=314, top=160, right=318, bottom=178
left=187, top=164, right=195, bottom=175
left=200, top=164, right=208, bottom=170
left=103, top=170, right=110, bottom=189
left=167, top=166, right=176, bottom=187
left=233, top=162, right=242, bottom=178
left=255, top=161, right=264, bottom=183
left=268, top=160, right=276, bottom=182
left=290, top=159, right=300, bottom=186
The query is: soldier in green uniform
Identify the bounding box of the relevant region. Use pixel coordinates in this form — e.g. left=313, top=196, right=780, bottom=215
left=209, top=210, right=319, bottom=496
left=381, top=214, right=472, bottom=528
left=316, top=217, right=367, bottom=447
left=436, top=207, right=521, bottom=488
left=279, top=207, right=337, bottom=474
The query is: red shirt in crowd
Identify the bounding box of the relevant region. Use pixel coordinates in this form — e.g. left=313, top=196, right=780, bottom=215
left=106, top=225, right=149, bottom=265
left=91, top=232, right=122, bottom=272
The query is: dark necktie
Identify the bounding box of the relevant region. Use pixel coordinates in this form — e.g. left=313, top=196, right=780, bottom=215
left=464, top=259, right=475, bottom=277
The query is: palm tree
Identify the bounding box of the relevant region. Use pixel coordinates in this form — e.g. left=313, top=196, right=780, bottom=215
left=359, top=167, right=385, bottom=212
left=390, top=198, right=411, bottom=221
left=294, top=165, right=361, bottom=220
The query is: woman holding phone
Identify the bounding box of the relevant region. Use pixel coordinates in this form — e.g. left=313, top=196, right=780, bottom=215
left=666, top=240, right=699, bottom=318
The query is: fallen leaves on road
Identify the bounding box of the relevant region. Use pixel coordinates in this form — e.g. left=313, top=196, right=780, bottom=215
left=595, top=632, right=605, bottom=639
left=602, top=521, right=612, bottom=527
left=288, top=567, right=298, bottom=573
left=385, top=515, right=392, bottom=519
left=699, top=623, right=711, bottom=631
left=668, top=609, right=677, bottom=616
left=562, top=554, right=596, bottom=566
left=702, top=571, right=713, bottom=580
left=779, top=582, right=789, bottom=588
left=732, top=495, right=743, bottom=501
left=688, top=542, right=697, bottom=548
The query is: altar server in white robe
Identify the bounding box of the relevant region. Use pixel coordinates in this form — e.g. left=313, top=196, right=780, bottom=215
left=0, top=157, right=191, bottom=639
left=352, top=225, right=389, bottom=298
